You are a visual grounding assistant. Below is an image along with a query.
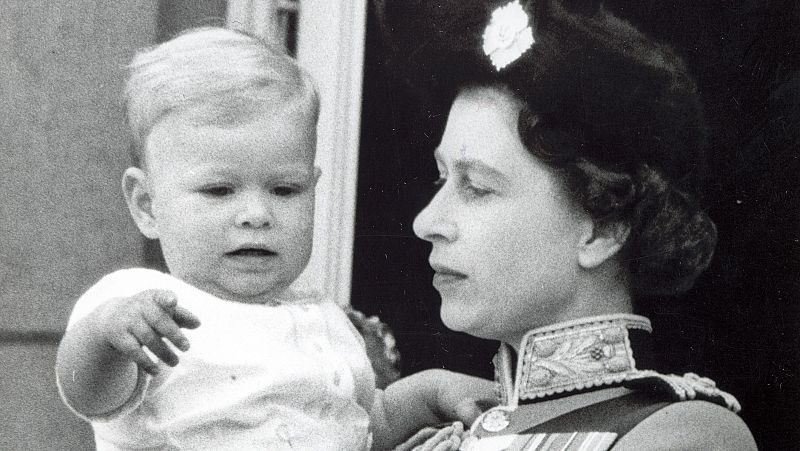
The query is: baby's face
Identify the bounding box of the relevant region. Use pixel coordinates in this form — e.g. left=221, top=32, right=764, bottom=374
left=142, top=104, right=318, bottom=303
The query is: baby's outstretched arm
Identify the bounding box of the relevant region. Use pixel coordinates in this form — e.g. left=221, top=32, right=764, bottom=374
left=56, top=289, right=200, bottom=417
left=370, top=369, right=496, bottom=450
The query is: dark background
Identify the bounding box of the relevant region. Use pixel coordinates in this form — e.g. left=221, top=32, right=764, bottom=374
left=351, top=1, right=800, bottom=449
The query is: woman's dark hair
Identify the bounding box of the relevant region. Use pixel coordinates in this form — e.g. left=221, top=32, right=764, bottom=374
left=379, top=0, right=717, bottom=295
left=521, top=115, right=718, bottom=296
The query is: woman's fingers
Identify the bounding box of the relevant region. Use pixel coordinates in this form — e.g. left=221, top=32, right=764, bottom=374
left=395, top=427, right=439, bottom=451
left=413, top=424, right=460, bottom=451
left=431, top=438, right=460, bottom=451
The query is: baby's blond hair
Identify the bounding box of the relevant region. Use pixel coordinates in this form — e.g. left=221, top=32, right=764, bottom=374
left=125, top=27, right=319, bottom=166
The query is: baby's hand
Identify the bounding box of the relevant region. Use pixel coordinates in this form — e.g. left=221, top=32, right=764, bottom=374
left=394, top=422, right=466, bottom=451
left=91, top=289, right=201, bottom=375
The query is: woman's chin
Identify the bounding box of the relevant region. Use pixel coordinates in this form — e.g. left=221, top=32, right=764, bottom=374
left=440, top=301, right=487, bottom=338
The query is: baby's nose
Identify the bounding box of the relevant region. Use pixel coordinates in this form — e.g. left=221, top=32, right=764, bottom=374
left=235, top=195, right=274, bottom=229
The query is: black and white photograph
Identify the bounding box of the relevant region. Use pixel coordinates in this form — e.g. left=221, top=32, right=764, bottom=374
left=1, top=0, right=797, bottom=449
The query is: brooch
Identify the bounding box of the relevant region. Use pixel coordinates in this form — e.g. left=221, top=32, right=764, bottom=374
left=482, top=0, right=535, bottom=71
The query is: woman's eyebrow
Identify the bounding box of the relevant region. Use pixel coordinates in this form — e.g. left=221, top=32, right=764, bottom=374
left=432, top=148, right=509, bottom=183
left=453, top=158, right=507, bottom=181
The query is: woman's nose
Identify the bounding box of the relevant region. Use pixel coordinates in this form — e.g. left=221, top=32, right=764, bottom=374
left=235, top=193, right=274, bottom=229
left=412, top=191, right=457, bottom=243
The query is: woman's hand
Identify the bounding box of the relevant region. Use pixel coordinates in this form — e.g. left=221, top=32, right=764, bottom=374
left=394, top=422, right=467, bottom=451
left=371, top=369, right=495, bottom=450
left=429, top=370, right=498, bottom=425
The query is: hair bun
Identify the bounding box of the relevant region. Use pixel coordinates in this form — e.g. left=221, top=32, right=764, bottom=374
left=629, top=166, right=717, bottom=295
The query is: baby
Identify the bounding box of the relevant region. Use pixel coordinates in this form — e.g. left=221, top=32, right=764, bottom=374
left=55, top=27, right=490, bottom=450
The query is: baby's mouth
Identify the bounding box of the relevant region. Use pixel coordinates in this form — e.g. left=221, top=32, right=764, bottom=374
left=227, top=248, right=277, bottom=257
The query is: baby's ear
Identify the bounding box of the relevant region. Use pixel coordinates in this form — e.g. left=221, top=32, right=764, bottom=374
left=122, top=167, right=159, bottom=240
left=578, top=221, right=630, bottom=269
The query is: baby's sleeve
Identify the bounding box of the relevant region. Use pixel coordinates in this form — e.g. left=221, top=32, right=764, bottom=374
left=66, top=268, right=169, bottom=329
left=59, top=267, right=171, bottom=422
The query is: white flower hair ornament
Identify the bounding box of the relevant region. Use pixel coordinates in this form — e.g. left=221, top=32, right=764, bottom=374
left=482, top=0, right=535, bottom=71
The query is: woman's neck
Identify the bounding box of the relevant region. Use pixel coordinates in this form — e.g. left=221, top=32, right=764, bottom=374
left=508, top=265, right=633, bottom=352
left=572, top=266, right=634, bottom=317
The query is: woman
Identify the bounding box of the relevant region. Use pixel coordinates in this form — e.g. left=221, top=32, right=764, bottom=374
left=382, top=0, right=758, bottom=449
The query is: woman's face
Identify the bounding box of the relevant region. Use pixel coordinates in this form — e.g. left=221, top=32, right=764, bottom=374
left=413, top=87, right=593, bottom=346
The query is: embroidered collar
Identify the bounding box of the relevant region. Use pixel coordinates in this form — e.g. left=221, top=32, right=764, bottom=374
left=495, top=314, right=652, bottom=407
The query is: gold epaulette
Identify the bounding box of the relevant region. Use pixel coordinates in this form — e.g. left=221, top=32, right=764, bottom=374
left=623, top=370, right=741, bottom=413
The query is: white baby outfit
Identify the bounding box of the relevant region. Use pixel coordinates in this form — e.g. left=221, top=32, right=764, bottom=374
left=58, top=268, right=375, bottom=450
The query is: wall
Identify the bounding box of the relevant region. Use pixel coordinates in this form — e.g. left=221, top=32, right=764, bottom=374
left=0, top=1, right=158, bottom=448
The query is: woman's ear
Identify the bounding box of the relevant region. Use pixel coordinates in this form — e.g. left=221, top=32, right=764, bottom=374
left=122, top=167, right=159, bottom=240
left=578, top=221, right=630, bottom=269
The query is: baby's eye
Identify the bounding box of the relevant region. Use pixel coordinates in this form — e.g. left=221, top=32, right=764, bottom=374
left=433, top=177, right=446, bottom=188
left=272, top=185, right=301, bottom=197
left=200, top=186, right=233, bottom=197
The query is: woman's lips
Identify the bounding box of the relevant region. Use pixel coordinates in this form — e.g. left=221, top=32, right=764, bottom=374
left=430, top=264, right=468, bottom=290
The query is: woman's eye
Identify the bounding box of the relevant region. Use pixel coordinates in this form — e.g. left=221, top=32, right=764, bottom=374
left=462, top=176, right=493, bottom=198
left=466, top=184, right=492, bottom=197
left=200, top=186, right=233, bottom=197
